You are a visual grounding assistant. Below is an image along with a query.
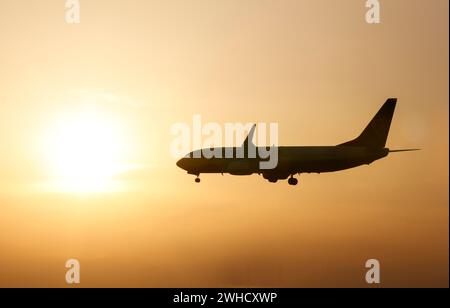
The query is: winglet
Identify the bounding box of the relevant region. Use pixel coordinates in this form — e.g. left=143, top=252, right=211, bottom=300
left=242, top=124, right=256, bottom=148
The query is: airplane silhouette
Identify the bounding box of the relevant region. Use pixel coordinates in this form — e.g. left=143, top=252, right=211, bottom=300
left=176, top=98, right=419, bottom=185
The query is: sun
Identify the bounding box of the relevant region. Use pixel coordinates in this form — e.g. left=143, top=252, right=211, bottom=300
left=42, top=107, right=130, bottom=193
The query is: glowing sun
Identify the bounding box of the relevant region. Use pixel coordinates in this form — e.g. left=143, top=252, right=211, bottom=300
left=42, top=107, right=130, bottom=193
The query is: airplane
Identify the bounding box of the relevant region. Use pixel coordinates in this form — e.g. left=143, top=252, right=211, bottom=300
left=176, top=98, right=420, bottom=185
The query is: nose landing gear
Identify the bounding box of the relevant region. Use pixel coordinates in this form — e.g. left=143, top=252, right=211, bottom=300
left=288, top=176, right=299, bottom=186
left=195, top=176, right=201, bottom=183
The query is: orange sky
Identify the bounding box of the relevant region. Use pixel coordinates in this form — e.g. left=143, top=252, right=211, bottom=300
left=0, top=0, right=448, bottom=287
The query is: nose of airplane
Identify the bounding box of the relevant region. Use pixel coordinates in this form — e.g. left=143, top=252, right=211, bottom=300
left=176, top=158, right=186, bottom=170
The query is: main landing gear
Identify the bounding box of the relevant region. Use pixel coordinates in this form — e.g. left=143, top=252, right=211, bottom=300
left=195, top=176, right=201, bottom=183
left=288, top=176, right=299, bottom=186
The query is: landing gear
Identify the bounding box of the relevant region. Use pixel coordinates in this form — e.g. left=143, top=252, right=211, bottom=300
left=288, top=176, right=298, bottom=186
left=195, top=176, right=201, bottom=183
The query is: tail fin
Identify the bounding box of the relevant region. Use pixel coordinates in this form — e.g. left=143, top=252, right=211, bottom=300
left=339, top=98, right=397, bottom=149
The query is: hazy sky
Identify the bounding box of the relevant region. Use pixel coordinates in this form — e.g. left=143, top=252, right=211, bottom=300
left=0, top=0, right=448, bottom=287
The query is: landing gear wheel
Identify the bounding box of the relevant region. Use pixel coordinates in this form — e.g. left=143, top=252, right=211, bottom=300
left=195, top=177, right=201, bottom=183
left=288, top=177, right=298, bottom=186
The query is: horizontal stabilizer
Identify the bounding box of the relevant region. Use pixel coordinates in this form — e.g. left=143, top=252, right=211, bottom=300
left=389, top=149, right=421, bottom=153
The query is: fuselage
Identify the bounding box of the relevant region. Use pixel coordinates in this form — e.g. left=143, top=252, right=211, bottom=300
left=177, top=146, right=389, bottom=181
left=176, top=99, right=416, bottom=184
